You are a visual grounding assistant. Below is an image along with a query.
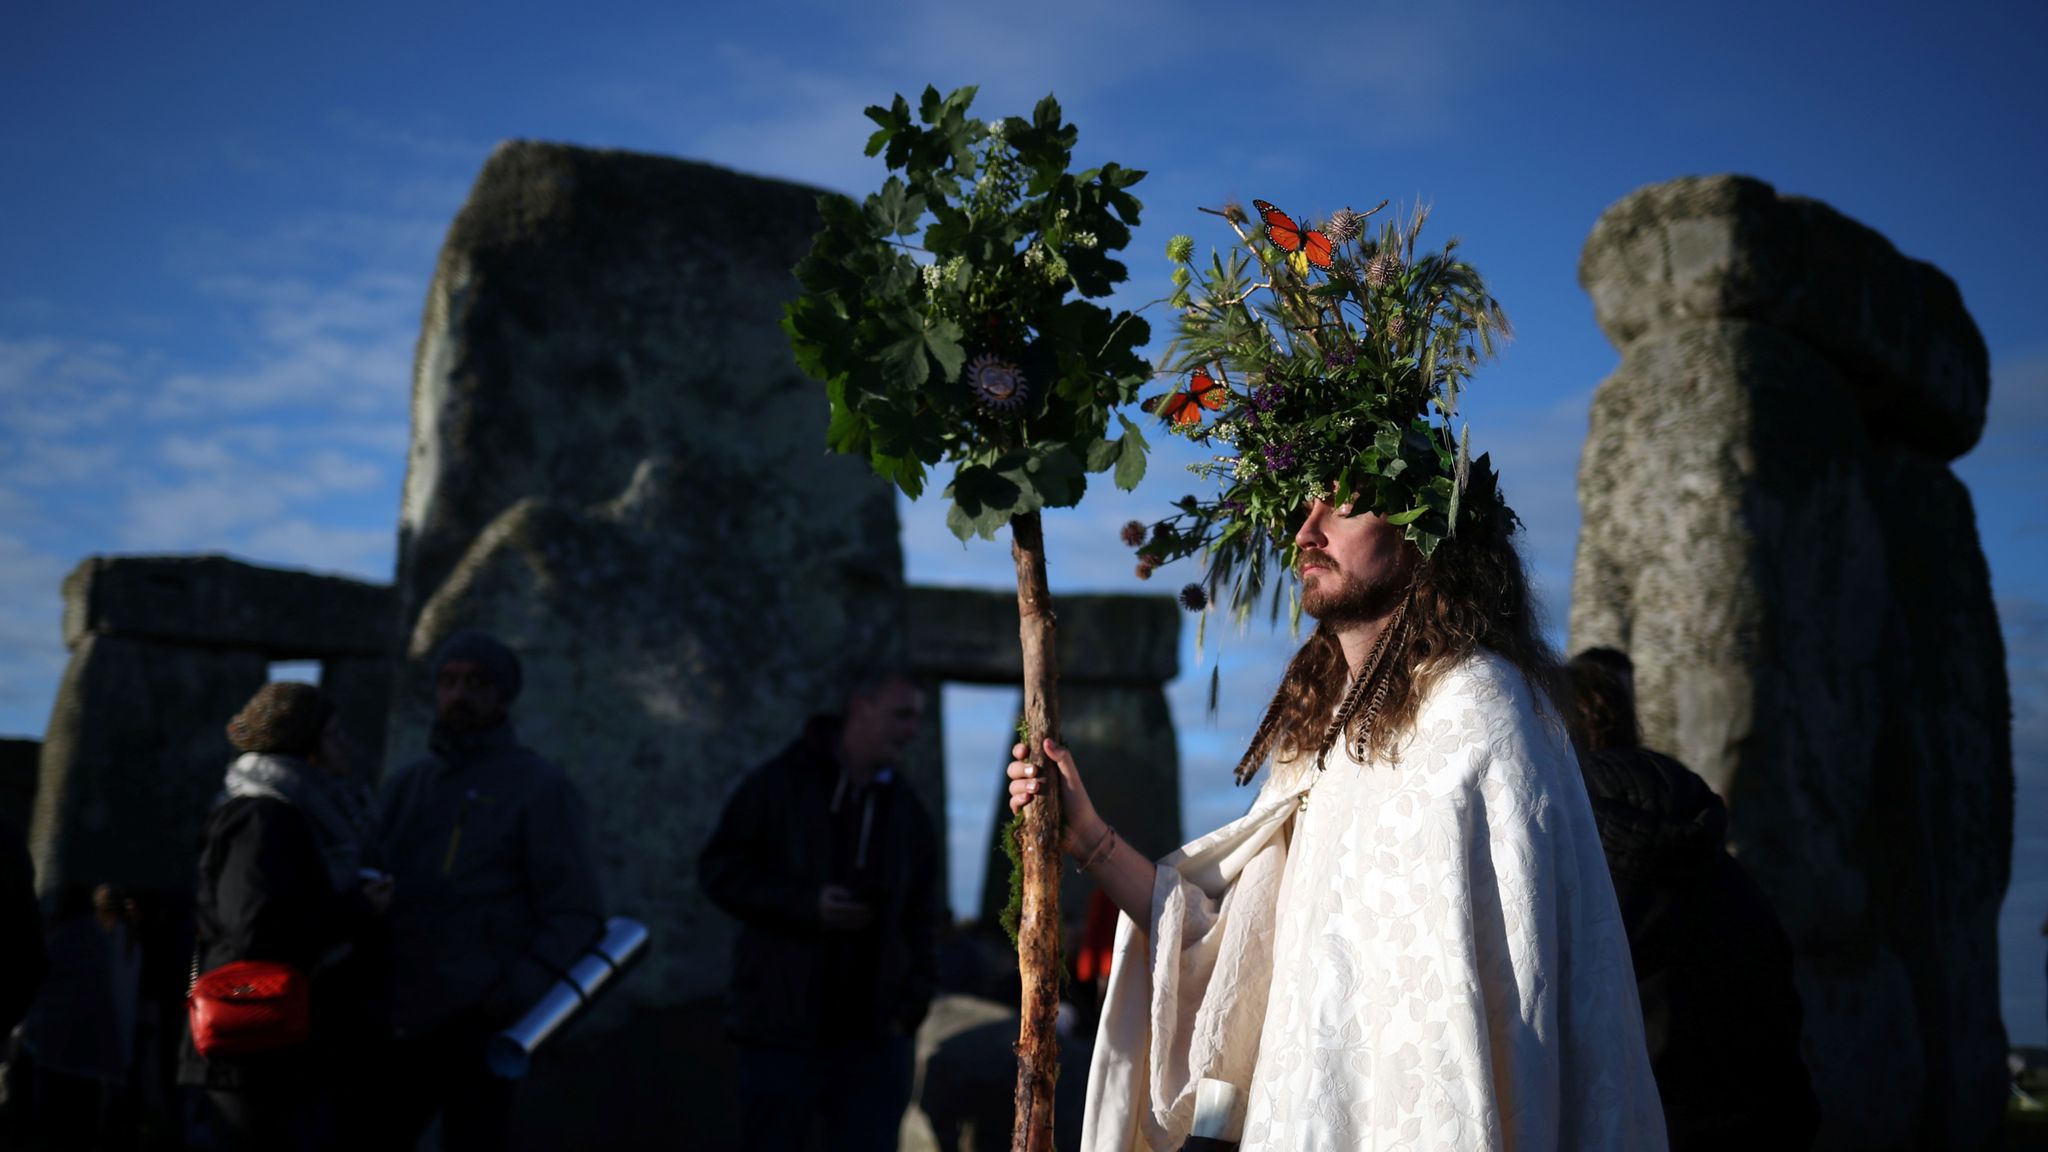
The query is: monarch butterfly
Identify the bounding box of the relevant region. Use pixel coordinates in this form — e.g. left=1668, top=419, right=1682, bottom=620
left=1146, top=367, right=1227, bottom=426
left=1252, top=199, right=1334, bottom=272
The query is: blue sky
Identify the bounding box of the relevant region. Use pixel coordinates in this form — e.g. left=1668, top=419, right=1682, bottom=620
left=2, top=2, right=2043, bottom=1041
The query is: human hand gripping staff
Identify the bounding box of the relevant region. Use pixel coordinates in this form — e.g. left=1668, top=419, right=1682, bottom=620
left=783, top=84, right=1153, bottom=1152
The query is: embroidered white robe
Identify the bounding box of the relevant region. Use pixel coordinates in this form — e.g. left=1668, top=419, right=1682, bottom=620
left=1082, top=651, right=1667, bottom=1151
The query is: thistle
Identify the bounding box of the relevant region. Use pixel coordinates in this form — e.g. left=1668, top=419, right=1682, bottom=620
left=1366, top=251, right=1403, bottom=289
left=966, top=354, right=1028, bottom=414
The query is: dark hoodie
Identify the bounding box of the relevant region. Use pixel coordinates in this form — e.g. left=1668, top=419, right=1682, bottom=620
left=1579, top=746, right=1820, bottom=1151
left=698, top=715, right=939, bottom=1048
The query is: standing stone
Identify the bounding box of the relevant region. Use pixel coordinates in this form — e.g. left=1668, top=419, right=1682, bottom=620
left=31, top=555, right=396, bottom=906
left=31, top=634, right=268, bottom=904
left=897, top=587, right=1183, bottom=935
left=319, top=656, right=392, bottom=783
left=389, top=143, right=906, bottom=1023
left=1570, top=175, right=2010, bottom=1151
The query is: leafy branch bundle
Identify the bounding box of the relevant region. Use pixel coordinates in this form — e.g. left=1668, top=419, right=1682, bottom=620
left=782, top=84, right=1150, bottom=1152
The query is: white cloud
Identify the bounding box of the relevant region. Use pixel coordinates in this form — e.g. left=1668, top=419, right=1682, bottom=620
left=0, top=533, right=73, bottom=735
left=238, top=521, right=394, bottom=581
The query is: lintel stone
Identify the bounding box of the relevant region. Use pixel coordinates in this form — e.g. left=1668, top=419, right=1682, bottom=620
left=62, top=555, right=395, bottom=659
left=905, top=586, right=1179, bottom=686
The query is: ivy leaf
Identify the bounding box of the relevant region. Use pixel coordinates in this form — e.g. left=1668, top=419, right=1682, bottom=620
left=1385, top=505, right=1429, bottom=526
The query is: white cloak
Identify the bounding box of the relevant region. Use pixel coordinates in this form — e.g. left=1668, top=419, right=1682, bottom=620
left=1082, top=651, right=1667, bottom=1151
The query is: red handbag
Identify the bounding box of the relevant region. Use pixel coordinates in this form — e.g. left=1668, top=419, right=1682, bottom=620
left=187, top=959, right=310, bottom=1058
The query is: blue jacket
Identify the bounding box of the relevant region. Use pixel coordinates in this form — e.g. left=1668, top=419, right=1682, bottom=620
left=371, top=721, right=604, bottom=1037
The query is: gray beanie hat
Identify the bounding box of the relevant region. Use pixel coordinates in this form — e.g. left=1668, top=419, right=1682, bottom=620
left=432, top=630, right=523, bottom=703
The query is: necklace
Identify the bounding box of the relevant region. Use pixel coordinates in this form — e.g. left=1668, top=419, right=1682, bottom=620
left=1300, top=596, right=1411, bottom=813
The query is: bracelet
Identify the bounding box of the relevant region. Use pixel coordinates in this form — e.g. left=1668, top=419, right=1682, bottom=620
left=1077, top=824, right=1119, bottom=874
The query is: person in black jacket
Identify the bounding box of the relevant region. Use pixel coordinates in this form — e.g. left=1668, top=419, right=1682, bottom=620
left=368, top=631, right=604, bottom=1151
left=178, top=681, right=387, bottom=1151
left=1566, top=649, right=1820, bottom=1151
left=699, top=668, right=940, bottom=1152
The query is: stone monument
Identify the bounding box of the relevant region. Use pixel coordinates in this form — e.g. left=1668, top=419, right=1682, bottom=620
left=30, top=555, right=393, bottom=904
left=1570, top=174, right=2010, bottom=1150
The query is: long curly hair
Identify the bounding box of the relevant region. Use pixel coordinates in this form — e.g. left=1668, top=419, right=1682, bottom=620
left=1233, top=492, right=1559, bottom=784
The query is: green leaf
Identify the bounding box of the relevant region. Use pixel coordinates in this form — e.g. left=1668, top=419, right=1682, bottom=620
left=1113, top=414, right=1149, bottom=491
left=878, top=326, right=930, bottom=391
left=1084, top=436, right=1122, bottom=474
left=867, top=177, right=925, bottom=237
left=947, top=463, right=1027, bottom=536
left=923, top=316, right=966, bottom=382
left=1385, top=504, right=1428, bottom=526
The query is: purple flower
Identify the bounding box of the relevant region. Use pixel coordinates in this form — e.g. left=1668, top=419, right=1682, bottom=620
left=1249, top=383, right=1288, bottom=413
left=1265, top=440, right=1300, bottom=474
left=1178, top=583, right=1209, bottom=612
left=1119, top=520, right=1147, bottom=548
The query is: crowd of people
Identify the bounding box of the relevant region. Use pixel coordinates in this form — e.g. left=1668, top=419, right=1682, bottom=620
left=0, top=508, right=2009, bottom=1150
left=2, top=631, right=604, bottom=1151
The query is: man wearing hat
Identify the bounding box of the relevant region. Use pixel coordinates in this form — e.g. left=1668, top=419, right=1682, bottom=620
left=369, top=631, right=604, bottom=1150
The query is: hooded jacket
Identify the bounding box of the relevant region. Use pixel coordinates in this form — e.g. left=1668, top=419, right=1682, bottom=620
left=698, top=716, right=939, bottom=1047
left=1580, top=746, right=1820, bottom=1152
left=370, top=720, right=605, bottom=1037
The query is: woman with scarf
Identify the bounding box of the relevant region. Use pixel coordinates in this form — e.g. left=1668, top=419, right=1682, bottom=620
left=178, top=682, right=390, bottom=1150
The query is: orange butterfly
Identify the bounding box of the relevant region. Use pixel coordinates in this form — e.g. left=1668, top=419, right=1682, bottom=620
left=1146, top=367, right=1227, bottom=426
left=1252, top=199, right=1334, bottom=272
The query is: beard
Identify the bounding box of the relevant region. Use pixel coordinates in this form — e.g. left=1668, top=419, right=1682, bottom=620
left=1300, top=551, right=1408, bottom=624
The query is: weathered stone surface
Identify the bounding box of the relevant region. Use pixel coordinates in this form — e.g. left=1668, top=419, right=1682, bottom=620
left=907, top=586, right=1180, bottom=686
left=319, top=656, right=393, bottom=783
left=1579, top=175, right=1989, bottom=460
left=1571, top=179, right=2010, bottom=1151
left=61, top=554, right=394, bottom=658
left=388, top=144, right=908, bottom=1012
left=0, top=738, right=37, bottom=836
left=395, top=141, right=841, bottom=641
left=976, top=684, right=1182, bottom=932
left=394, top=455, right=902, bottom=1006
left=30, top=635, right=269, bottom=904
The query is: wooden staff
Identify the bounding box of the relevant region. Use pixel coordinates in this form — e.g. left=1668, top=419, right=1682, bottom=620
left=1008, top=509, right=1062, bottom=1152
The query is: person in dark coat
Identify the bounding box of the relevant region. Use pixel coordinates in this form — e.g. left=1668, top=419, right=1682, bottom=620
left=1, top=813, right=43, bottom=1036
left=177, top=681, right=387, bottom=1151
left=1566, top=648, right=1820, bottom=1151
left=368, top=630, right=605, bottom=1152
left=698, top=668, right=940, bottom=1152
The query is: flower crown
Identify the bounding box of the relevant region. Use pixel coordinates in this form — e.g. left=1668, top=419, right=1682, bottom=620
left=1133, top=197, right=1512, bottom=621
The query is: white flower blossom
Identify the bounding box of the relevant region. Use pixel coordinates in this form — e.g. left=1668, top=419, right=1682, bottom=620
left=920, top=264, right=944, bottom=291
left=1071, top=231, right=1099, bottom=250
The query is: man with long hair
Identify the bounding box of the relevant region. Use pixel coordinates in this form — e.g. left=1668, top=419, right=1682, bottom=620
left=1010, top=487, right=1663, bottom=1148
